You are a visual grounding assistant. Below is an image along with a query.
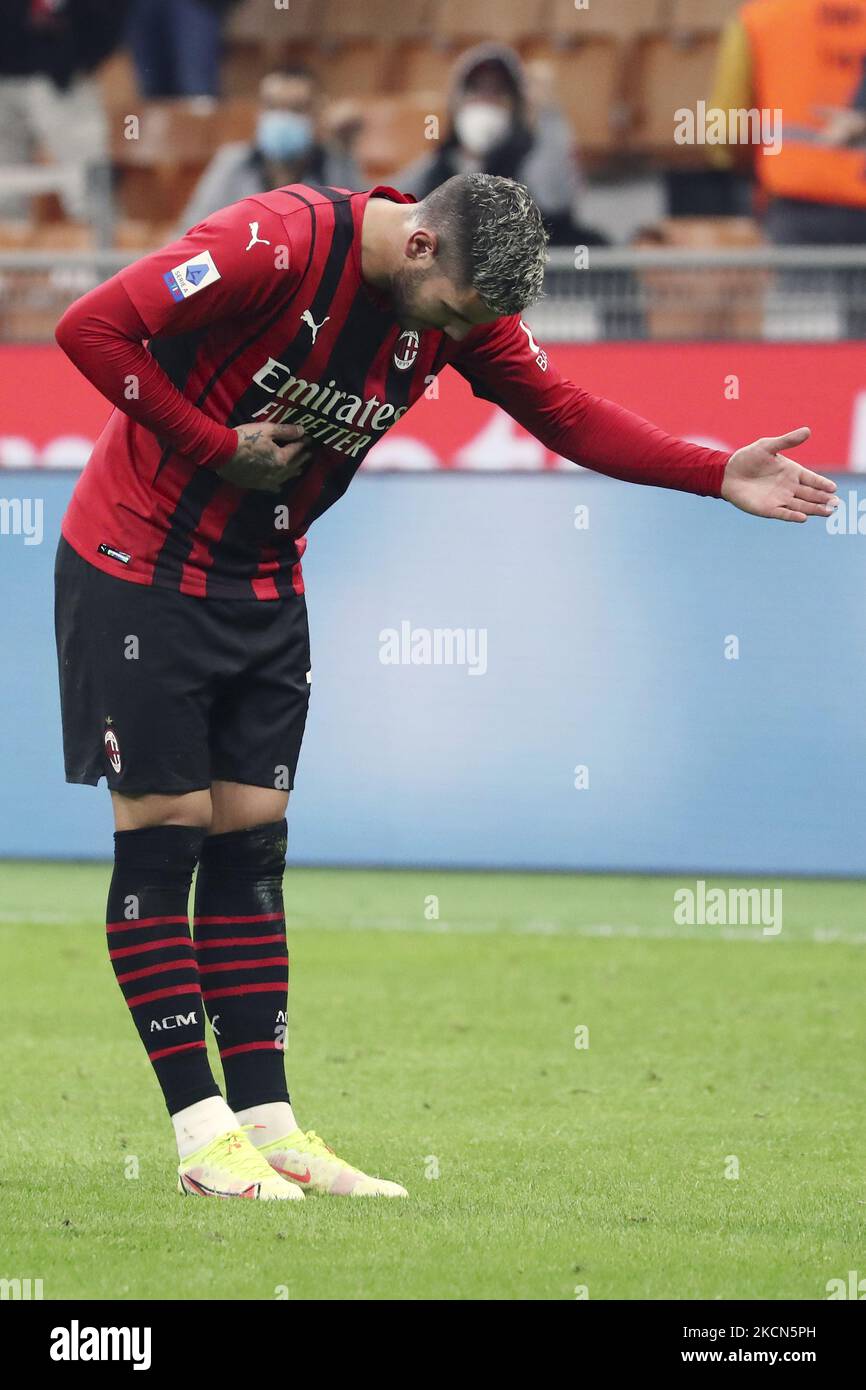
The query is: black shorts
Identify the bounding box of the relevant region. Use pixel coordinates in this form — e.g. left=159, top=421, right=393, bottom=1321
left=54, top=537, right=312, bottom=796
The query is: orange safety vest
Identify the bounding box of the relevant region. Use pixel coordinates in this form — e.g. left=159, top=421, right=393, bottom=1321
left=742, top=0, right=866, bottom=206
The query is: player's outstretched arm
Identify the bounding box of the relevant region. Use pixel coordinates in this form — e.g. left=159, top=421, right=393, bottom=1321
left=721, top=427, right=837, bottom=523
left=452, top=318, right=837, bottom=520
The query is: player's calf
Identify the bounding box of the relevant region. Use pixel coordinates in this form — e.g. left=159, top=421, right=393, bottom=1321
left=107, top=824, right=220, bottom=1117
left=193, top=819, right=292, bottom=1114
left=107, top=820, right=297, bottom=1198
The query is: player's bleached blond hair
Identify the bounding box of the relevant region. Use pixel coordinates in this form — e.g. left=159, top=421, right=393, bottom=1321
left=414, top=173, right=548, bottom=316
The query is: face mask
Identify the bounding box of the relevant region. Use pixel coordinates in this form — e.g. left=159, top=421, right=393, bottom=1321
left=256, top=110, right=314, bottom=163
left=454, top=101, right=511, bottom=156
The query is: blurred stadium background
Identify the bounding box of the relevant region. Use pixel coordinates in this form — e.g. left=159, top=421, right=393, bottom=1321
left=2, top=0, right=865, bottom=875
left=5, top=3, right=866, bottom=1310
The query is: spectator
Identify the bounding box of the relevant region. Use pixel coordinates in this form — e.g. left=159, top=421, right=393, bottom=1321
left=127, top=0, right=240, bottom=100
left=0, top=0, right=126, bottom=220
left=395, top=42, right=602, bottom=246
left=708, top=0, right=866, bottom=246
left=176, top=66, right=364, bottom=232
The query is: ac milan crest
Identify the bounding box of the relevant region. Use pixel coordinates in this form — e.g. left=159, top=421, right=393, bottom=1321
left=393, top=329, right=420, bottom=371
left=104, top=719, right=122, bottom=774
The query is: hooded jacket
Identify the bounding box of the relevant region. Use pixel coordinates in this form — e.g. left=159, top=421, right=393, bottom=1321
left=395, top=43, right=580, bottom=231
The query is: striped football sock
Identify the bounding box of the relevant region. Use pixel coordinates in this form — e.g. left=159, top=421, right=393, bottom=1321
left=193, top=820, right=291, bottom=1113
left=107, top=825, right=221, bottom=1114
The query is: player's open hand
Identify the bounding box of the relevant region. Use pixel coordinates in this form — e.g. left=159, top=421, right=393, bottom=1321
left=721, top=428, right=837, bottom=523
left=218, top=422, right=312, bottom=492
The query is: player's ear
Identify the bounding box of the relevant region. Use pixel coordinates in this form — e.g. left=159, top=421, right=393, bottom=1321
left=405, top=227, right=437, bottom=263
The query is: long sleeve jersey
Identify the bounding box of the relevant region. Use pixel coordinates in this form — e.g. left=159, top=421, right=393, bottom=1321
left=56, top=183, right=730, bottom=600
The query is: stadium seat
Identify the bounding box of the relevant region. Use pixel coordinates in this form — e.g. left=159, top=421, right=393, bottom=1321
left=634, top=216, right=766, bottom=339
left=0, top=221, right=95, bottom=340
left=116, top=168, right=198, bottom=224
left=96, top=50, right=140, bottom=109
left=391, top=42, right=455, bottom=97
left=315, top=3, right=438, bottom=97
left=431, top=0, right=550, bottom=43
left=525, top=40, right=624, bottom=155
left=111, top=98, right=256, bottom=224
left=213, top=98, right=258, bottom=145
left=222, top=42, right=271, bottom=98
left=355, top=94, right=447, bottom=179
left=314, top=42, right=392, bottom=97
left=0, top=220, right=39, bottom=249
left=668, top=0, right=743, bottom=36
left=111, top=102, right=225, bottom=222
left=226, top=0, right=320, bottom=42
left=224, top=0, right=261, bottom=42
left=1, top=304, right=72, bottom=340
left=547, top=0, right=668, bottom=40
left=109, top=102, right=224, bottom=167
left=629, top=35, right=722, bottom=159
left=652, top=215, right=763, bottom=250
left=114, top=219, right=182, bottom=250
left=0, top=220, right=99, bottom=340
left=321, top=0, right=433, bottom=41
left=224, top=0, right=322, bottom=93
left=32, top=223, right=96, bottom=249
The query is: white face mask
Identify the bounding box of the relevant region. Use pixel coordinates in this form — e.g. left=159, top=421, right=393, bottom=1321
left=454, top=101, right=511, bottom=156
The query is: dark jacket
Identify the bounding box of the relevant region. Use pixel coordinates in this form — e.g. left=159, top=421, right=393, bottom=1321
left=1, top=0, right=129, bottom=88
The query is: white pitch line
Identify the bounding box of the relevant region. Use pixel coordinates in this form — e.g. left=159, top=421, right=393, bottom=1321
left=316, top=916, right=866, bottom=944
left=1, top=912, right=864, bottom=945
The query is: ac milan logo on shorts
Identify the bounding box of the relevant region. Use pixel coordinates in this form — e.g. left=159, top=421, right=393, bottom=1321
left=104, top=720, right=122, bottom=774
left=393, top=329, right=420, bottom=371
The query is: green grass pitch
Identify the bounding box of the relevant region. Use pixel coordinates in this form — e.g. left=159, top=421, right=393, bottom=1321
left=1, top=861, right=864, bottom=1301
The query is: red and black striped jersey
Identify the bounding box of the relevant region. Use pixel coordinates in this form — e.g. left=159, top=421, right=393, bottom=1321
left=57, top=183, right=730, bottom=599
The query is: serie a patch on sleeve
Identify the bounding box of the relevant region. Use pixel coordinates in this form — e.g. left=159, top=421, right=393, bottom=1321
left=163, top=250, right=221, bottom=302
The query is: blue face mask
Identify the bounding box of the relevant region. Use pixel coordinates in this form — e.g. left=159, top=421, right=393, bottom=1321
left=256, top=110, right=315, bottom=163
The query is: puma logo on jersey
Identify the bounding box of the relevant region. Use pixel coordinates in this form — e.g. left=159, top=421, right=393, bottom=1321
left=245, top=221, right=271, bottom=251
left=301, top=308, right=330, bottom=344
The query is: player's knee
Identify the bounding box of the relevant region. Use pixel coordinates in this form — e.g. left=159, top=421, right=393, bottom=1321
left=111, top=790, right=213, bottom=833
left=208, top=783, right=289, bottom=837
left=199, top=819, right=288, bottom=882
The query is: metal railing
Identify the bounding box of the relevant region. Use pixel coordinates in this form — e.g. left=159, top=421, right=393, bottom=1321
left=531, top=245, right=866, bottom=341
left=1, top=246, right=866, bottom=342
